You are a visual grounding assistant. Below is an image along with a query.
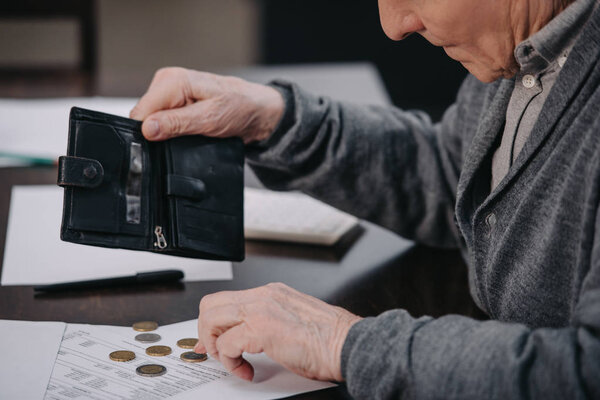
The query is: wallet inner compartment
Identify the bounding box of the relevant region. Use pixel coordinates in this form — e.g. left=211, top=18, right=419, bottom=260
left=64, top=118, right=150, bottom=239
left=163, top=136, right=245, bottom=260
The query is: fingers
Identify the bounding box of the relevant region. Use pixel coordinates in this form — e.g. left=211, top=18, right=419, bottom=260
left=193, top=284, right=357, bottom=382
left=194, top=342, right=207, bottom=354
left=199, top=290, right=245, bottom=314
left=196, top=291, right=248, bottom=357
left=140, top=103, right=201, bottom=141
left=142, top=97, right=234, bottom=141
left=196, top=315, right=206, bottom=353
left=130, top=68, right=224, bottom=123
left=216, top=323, right=264, bottom=357
left=215, top=324, right=260, bottom=381
left=195, top=290, right=266, bottom=381
left=221, top=354, right=255, bottom=381
left=194, top=293, right=263, bottom=381
left=193, top=322, right=256, bottom=382
left=130, top=67, right=191, bottom=121
left=131, top=67, right=282, bottom=144
left=199, top=304, right=245, bottom=359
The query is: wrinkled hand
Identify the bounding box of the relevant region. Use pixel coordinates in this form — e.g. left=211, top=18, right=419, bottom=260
left=194, top=282, right=362, bottom=382
left=130, top=67, right=284, bottom=144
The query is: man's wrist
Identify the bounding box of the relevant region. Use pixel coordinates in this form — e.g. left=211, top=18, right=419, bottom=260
left=242, top=82, right=285, bottom=144
left=258, top=85, right=285, bottom=142
left=331, top=311, right=363, bottom=381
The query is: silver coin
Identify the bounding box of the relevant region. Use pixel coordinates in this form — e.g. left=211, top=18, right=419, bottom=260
left=180, top=351, right=208, bottom=363
left=136, top=364, right=167, bottom=377
left=135, top=333, right=162, bottom=343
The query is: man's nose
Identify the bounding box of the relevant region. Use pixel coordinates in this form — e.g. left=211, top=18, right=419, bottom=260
left=378, top=0, right=424, bottom=41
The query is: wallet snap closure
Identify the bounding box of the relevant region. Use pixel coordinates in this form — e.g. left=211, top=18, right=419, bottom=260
left=57, top=156, right=104, bottom=189
left=166, top=174, right=206, bottom=201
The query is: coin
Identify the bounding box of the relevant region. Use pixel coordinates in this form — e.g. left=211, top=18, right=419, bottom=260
left=180, top=351, right=207, bottom=363
left=146, top=345, right=172, bottom=356
left=176, top=338, right=198, bottom=349
left=109, top=350, right=135, bottom=362
left=135, top=333, right=162, bottom=343
left=132, top=321, right=158, bottom=332
left=136, top=364, right=167, bottom=377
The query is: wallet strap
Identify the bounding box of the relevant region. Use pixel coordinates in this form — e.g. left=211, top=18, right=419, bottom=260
left=57, top=156, right=104, bottom=189
left=166, top=174, right=206, bottom=201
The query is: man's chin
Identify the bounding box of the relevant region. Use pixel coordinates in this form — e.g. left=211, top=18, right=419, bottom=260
left=462, top=62, right=505, bottom=83
left=442, top=48, right=502, bottom=83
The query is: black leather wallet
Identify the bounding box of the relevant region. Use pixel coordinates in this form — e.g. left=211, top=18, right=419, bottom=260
left=57, top=107, right=245, bottom=261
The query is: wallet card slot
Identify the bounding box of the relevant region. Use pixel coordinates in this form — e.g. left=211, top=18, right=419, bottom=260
left=125, top=142, right=143, bottom=224
left=166, top=175, right=206, bottom=201
left=178, top=205, right=243, bottom=259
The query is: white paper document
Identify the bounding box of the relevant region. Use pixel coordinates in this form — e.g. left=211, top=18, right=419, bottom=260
left=1, top=185, right=232, bottom=285
left=0, top=97, right=137, bottom=161
left=21, top=318, right=334, bottom=400
left=0, top=320, right=66, bottom=399
left=46, top=321, right=230, bottom=400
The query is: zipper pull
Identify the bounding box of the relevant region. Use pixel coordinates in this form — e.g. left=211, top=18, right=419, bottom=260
left=153, top=226, right=167, bottom=249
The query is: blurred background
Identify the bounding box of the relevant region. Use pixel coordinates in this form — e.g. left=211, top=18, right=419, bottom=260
left=0, top=0, right=467, bottom=120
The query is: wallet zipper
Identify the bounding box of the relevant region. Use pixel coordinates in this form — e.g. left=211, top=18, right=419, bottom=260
left=151, top=142, right=168, bottom=251
left=154, top=226, right=167, bottom=249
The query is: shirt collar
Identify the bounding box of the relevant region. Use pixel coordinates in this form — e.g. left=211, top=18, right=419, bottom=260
left=514, top=0, right=597, bottom=75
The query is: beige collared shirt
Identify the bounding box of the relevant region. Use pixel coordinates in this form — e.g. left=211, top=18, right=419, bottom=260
left=490, top=0, right=595, bottom=190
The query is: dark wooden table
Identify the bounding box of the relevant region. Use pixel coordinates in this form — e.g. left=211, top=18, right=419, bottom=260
left=0, top=166, right=485, bottom=399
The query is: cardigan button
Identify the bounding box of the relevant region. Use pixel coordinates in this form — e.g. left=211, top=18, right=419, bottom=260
left=485, top=213, right=497, bottom=230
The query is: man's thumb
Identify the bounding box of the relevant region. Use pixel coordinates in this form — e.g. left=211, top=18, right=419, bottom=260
left=141, top=106, right=197, bottom=141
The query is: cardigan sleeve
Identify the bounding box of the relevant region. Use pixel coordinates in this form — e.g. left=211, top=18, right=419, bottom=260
left=244, top=76, right=481, bottom=248
left=340, top=202, right=600, bottom=399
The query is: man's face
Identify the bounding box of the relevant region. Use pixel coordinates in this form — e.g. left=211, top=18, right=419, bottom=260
left=378, top=0, right=517, bottom=82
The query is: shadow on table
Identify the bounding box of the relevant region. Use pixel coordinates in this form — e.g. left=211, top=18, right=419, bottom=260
left=33, top=282, right=186, bottom=299
left=329, top=245, right=488, bottom=320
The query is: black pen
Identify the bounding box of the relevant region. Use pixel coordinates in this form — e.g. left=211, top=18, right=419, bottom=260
left=33, top=269, right=184, bottom=292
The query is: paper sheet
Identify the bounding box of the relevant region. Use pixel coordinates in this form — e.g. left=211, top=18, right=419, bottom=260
left=45, top=319, right=335, bottom=400
left=0, top=97, right=137, bottom=161
left=0, top=64, right=389, bottom=167
left=0, top=320, right=66, bottom=399
left=1, top=185, right=232, bottom=285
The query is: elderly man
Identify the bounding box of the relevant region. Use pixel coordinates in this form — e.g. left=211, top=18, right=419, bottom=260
left=130, top=0, right=600, bottom=398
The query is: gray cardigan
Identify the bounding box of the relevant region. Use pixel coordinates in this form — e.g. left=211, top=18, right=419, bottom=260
left=245, top=4, right=600, bottom=399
